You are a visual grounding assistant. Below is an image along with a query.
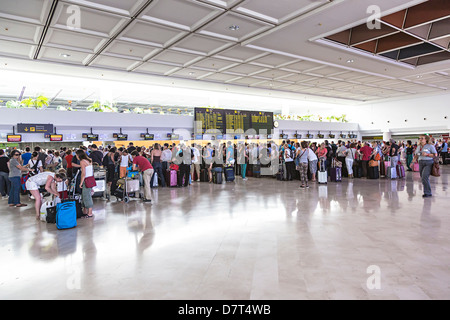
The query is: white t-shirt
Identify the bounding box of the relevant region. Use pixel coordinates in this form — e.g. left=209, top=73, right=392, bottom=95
left=120, top=155, right=131, bottom=167
left=284, top=148, right=294, bottom=162
left=191, top=147, right=200, bottom=164
left=307, top=148, right=318, bottom=161
left=28, top=159, right=43, bottom=174
left=28, top=172, right=55, bottom=186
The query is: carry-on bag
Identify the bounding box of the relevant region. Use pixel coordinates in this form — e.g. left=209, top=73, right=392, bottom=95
left=56, top=201, right=77, bottom=230
left=224, top=166, right=235, bottom=182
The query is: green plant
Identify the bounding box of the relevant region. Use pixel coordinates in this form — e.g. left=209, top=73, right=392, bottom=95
left=20, top=95, right=49, bottom=109
left=6, top=100, right=22, bottom=108
left=87, top=101, right=117, bottom=112
left=133, top=107, right=144, bottom=114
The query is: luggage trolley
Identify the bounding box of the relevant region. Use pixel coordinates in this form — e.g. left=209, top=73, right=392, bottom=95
left=92, top=165, right=108, bottom=200
left=113, top=169, right=143, bottom=203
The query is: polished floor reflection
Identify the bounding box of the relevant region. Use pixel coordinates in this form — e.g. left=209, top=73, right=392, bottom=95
left=1, top=168, right=450, bottom=300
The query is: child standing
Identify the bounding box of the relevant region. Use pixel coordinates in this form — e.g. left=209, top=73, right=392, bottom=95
left=120, top=150, right=132, bottom=178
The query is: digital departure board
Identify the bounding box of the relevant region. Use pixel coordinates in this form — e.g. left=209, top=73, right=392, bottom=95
left=194, top=108, right=225, bottom=134
left=195, top=108, right=273, bottom=134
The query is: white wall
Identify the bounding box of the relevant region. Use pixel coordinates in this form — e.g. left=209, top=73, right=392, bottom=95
left=346, top=92, right=450, bottom=135
left=0, top=107, right=361, bottom=143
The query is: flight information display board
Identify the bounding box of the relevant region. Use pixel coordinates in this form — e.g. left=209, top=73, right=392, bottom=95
left=195, top=108, right=273, bottom=134
left=194, top=108, right=225, bottom=134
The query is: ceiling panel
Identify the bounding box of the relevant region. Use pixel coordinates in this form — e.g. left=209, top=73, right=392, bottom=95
left=118, top=20, right=187, bottom=47
left=51, top=3, right=130, bottom=37
left=64, top=0, right=147, bottom=16
left=103, top=40, right=160, bottom=60
left=139, top=0, right=223, bottom=31
left=0, top=0, right=51, bottom=24
left=0, top=18, right=42, bottom=44
left=0, top=39, right=35, bottom=58
left=171, top=33, right=233, bottom=55
left=134, top=61, right=180, bottom=75
left=151, top=50, right=201, bottom=67
left=38, top=46, right=92, bottom=65
left=197, top=11, right=273, bottom=42
left=90, top=55, right=138, bottom=70
left=234, top=0, right=328, bottom=24
left=190, top=57, right=236, bottom=71
left=43, top=28, right=107, bottom=53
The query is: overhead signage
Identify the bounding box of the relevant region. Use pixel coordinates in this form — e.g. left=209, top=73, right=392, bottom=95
left=113, top=133, right=128, bottom=141
left=194, top=108, right=274, bottom=134
left=17, top=123, right=53, bottom=134
left=7, top=135, right=22, bottom=142
left=50, top=134, right=63, bottom=142
left=141, top=133, right=154, bottom=141
left=171, top=134, right=179, bottom=140
left=82, top=133, right=99, bottom=141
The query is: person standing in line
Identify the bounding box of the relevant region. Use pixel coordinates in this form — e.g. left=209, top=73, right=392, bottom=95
left=413, top=135, right=438, bottom=198
left=284, top=143, right=295, bottom=181
left=76, top=150, right=94, bottom=217
left=119, top=149, right=132, bottom=178
left=389, top=139, right=400, bottom=168
left=345, top=143, right=357, bottom=179
left=151, top=143, right=165, bottom=187
left=131, top=150, right=153, bottom=203
left=237, top=143, right=248, bottom=181
left=298, top=141, right=309, bottom=189
left=441, top=139, right=448, bottom=165
left=161, top=143, right=172, bottom=173
left=307, top=144, right=318, bottom=182
left=406, top=140, right=414, bottom=171
left=20, top=147, right=32, bottom=166
left=8, top=150, right=31, bottom=208
left=359, top=142, right=373, bottom=178
left=0, top=149, right=11, bottom=199
left=315, top=143, right=328, bottom=170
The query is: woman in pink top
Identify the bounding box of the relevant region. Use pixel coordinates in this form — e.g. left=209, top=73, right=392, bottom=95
left=316, top=143, right=328, bottom=169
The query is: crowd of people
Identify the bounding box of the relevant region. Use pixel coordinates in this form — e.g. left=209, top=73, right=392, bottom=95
left=0, top=135, right=446, bottom=219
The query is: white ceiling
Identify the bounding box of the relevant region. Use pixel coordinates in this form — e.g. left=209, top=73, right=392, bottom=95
left=0, top=0, right=449, bottom=104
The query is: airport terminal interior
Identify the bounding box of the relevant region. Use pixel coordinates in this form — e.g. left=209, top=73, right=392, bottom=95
left=1, top=0, right=450, bottom=300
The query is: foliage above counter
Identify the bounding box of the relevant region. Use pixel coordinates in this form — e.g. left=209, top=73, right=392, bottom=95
left=274, top=114, right=348, bottom=122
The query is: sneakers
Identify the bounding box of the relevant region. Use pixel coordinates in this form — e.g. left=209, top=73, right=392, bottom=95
left=242, top=177, right=248, bottom=181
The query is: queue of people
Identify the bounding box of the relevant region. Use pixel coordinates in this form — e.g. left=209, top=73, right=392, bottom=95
left=0, top=135, right=445, bottom=218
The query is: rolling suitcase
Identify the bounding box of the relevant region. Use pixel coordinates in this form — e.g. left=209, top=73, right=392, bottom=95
left=318, top=159, right=327, bottom=184
left=387, top=166, right=397, bottom=179
left=169, top=170, right=178, bottom=187
left=253, top=164, right=261, bottom=178
left=330, top=159, right=342, bottom=182
left=213, top=171, right=222, bottom=184
left=200, top=169, right=208, bottom=182
left=56, top=201, right=77, bottom=230
left=224, top=166, right=235, bottom=182
left=396, top=164, right=405, bottom=178
left=368, top=166, right=379, bottom=179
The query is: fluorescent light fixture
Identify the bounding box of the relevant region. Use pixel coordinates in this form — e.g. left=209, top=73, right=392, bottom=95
left=229, top=25, right=240, bottom=31
left=60, top=54, right=71, bottom=58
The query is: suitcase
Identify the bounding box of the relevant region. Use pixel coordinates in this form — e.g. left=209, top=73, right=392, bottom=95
left=213, top=171, right=222, bottom=184
left=387, top=166, right=397, bottom=179
left=151, top=172, right=158, bottom=188
left=253, top=164, right=261, bottom=178
left=413, top=162, right=419, bottom=172
left=396, top=164, right=405, bottom=178
left=318, top=159, right=327, bottom=184
left=169, top=170, right=178, bottom=187
left=200, top=169, right=208, bottom=182
left=368, top=166, right=379, bottom=179
left=330, top=167, right=342, bottom=182
left=379, top=160, right=385, bottom=176
left=224, top=166, right=235, bottom=182
left=56, top=201, right=77, bottom=230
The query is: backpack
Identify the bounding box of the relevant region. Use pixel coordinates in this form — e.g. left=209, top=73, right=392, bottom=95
left=102, top=153, right=112, bottom=166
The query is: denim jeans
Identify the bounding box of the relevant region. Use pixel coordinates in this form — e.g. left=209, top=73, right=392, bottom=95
left=8, top=176, right=21, bottom=205
left=419, top=160, right=433, bottom=196
left=152, top=161, right=165, bottom=187
left=0, top=171, right=11, bottom=196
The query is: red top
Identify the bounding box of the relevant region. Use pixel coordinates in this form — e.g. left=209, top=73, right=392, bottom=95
left=360, top=146, right=373, bottom=161
left=133, top=156, right=153, bottom=171
left=65, top=154, right=73, bottom=168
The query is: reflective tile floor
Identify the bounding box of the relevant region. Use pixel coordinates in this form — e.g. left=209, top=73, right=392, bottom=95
left=1, top=168, right=450, bottom=300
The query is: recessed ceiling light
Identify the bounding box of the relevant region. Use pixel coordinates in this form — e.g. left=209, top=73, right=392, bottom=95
left=346, top=59, right=354, bottom=63
left=229, top=25, right=240, bottom=31
left=60, top=53, right=71, bottom=58
left=188, top=72, right=195, bottom=76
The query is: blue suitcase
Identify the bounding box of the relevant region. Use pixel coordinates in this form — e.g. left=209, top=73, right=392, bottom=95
left=224, top=166, right=235, bottom=182
left=56, top=201, right=77, bottom=230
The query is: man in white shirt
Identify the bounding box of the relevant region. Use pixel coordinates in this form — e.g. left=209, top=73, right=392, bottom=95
left=161, top=143, right=173, bottom=172
left=191, top=143, right=201, bottom=182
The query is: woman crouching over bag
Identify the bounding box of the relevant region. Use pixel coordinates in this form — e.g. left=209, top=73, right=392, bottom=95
left=26, top=169, right=67, bottom=220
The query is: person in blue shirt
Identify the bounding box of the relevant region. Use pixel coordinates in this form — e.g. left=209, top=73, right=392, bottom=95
left=413, top=135, right=438, bottom=198
left=441, top=139, right=448, bottom=165
left=20, top=147, right=32, bottom=166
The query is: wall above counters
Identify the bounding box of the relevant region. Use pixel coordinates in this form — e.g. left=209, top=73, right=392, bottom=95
left=0, top=108, right=361, bottom=143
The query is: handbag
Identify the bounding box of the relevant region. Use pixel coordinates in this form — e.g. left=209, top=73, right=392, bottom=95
left=84, top=176, right=97, bottom=188
left=431, top=157, right=440, bottom=177
left=369, top=160, right=379, bottom=167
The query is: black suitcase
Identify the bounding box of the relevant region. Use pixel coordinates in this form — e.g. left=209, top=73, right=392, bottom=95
left=368, top=166, right=379, bottom=179
left=200, top=169, right=208, bottom=182
left=330, top=167, right=342, bottom=182
left=213, top=171, right=222, bottom=184
left=253, top=164, right=261, bottom=178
